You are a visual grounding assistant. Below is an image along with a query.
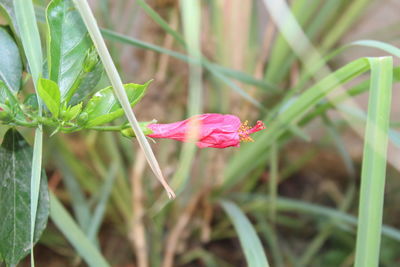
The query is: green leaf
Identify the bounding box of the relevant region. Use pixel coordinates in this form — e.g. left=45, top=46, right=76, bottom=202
left=0, top=129, right=49, bottom=266
left=83, top=81, right=150, bottom=127
left=354, top=57, right=393, bottom=267
left=0, top=27, right=22, bottom=92
left=220, top=200, right=270, bottom=267
left=47, top=0, right=102, bottom=102
left=38, top=78, right=61, bottom=117
left=14, top=2, right=45, bottom=267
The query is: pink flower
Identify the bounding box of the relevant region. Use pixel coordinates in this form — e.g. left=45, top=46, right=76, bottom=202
left=147, top=113, right=265, bottom=148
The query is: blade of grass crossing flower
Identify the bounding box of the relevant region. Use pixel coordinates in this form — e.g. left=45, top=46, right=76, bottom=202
left=72, top=0, right=175, bottom=199
left=49, top=192, right=110, bottom=267
left=167, top=0, right=202, bottom=196
left=220, top=200, right=270, bottom=267
left=14, top=1, right=44, bottom=265
left=354, top=57, right=393, bottom=267
left=180, top=0, right=202, bottom=116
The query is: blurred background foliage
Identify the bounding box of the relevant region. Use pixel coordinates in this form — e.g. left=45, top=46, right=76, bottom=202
left=1, top=0, right=400, bottom=266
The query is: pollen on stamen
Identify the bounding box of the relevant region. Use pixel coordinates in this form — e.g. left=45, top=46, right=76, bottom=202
left=238, top=120, right=266, bottom=142
left=238, top=121, right=255, bottom=142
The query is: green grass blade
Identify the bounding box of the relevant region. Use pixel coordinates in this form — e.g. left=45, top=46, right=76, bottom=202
left=14, top=1, right=44, bottom=265
left=300, top=66, right=400, bottom=125
left=14, top=0, right=42, bottom=85
left=147, top=0, right=203, bottom=211
left=354, top=57, right=393, bottom=267
left=296, top=39, right=400, bottom=93
left=180, top=0, right=202, bottom=116
left=72, top=0, right=175, bottom=199
left=220, top=200, right=270, bottom=267
left=169, top=0, right=202, bottom=193
left=49, top=192, right=110, bottom=267
left=351, top=40, right=400, bottom=58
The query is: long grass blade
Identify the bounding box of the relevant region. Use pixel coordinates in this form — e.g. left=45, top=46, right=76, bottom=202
left=147, top=0, right=203, bottom=213
left=72, top=0, right=175, bottom=199
left=169, top=0, right=202, bottom=194
left=14, top=1, right=44, bottom=265
left=354, top=57, right=393, bottom=267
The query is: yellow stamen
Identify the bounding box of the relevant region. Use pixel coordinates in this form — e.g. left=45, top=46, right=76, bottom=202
left=238, top=121, right=255, bottom=142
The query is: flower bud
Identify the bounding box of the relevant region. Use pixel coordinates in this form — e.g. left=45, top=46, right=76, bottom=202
left=147, top=114, right=266, bottom=148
